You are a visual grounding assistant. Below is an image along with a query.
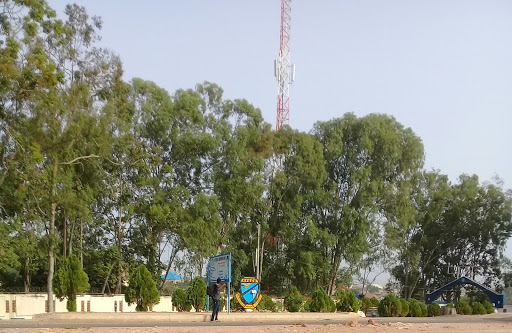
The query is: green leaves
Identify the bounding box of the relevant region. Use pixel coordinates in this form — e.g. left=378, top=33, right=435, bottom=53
left=52, top=254, right=90, bottom=311
left=125, top=265, right=160, bottom=312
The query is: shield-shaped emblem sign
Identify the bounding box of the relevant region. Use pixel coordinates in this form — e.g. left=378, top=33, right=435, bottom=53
left=236, top=277, right=263, bottom=309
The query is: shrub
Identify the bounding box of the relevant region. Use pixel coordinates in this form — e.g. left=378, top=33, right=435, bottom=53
left=408, top=299, right=422, bottom=317
left=284, top=286, right=303, bottom=312
left=302, top=296, right=313, bottom=312
left=378, top=294, right=402, bottom=317
left=172, top=288, right=191, bottom=312
left=257, top=295, right=277, bottom=312
left=230, top=295, right=245, bottom=312
left=361, top=297, right=379, bottom=313
left=455, top=300, right=472, bottom=315
left=427, top=303, right=441, bottom=316
left=311, top=288, right=335, bottom=312
left=419, top=302, right=428, bottom=317
left=361, top=297, right=373, bottom=313
left=53, top=254, right=90, bottom=312
left=446, top=303, right=455, bottom=308
left=125, top=265, right=160, bottom=312
left=186, top=277, right=207, bottom=312
left=335, top=290, right=361, bottom=312
left=471, top=302, right=486, bottom=315
left=482, top=301, right=494, bottom=314
left=399, top=299, right=409, bottom=317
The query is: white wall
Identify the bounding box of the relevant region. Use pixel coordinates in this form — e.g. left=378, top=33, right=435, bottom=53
left=0, top=293, right=176, bottom=319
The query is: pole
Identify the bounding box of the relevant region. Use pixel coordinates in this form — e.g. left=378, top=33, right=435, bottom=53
left=256, top=223, right=261, bottom=281
left=206, top=261, right=210, bottom=311
left=228, top=253, right=231, bottom=313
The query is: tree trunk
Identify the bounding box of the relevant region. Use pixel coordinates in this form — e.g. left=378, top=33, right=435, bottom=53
left=101, top=264, right=114, bottom=294
left=63, top=215, right=67, bottom=258
left=68, top=218, right=75, bottom=255
left=404, top=259, right=409, bottom=300
left=258, top=234, right=266, bottom=282
left=114, top=176, right=124, bottom=294
left=47, top=202, right=56, bottom=312
left=80, top=218, right=83, bottom=267
left=160, top=245, right=180, bottom=290
left=24, top=257, right=31, bottom=293
left=327, top=244, right=342, bottom=296
left=47, top=163, right=58, bottom=313
left=114, top=264, right=122, bottom=294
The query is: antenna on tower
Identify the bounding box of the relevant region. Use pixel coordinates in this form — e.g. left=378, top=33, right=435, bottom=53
left=275, top=0, right=294, bottom=131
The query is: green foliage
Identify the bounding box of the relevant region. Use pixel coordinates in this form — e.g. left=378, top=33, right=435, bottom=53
left=0, top=0, right=510, bottom=314
left=407, top=299, right=423, bottom=317
left=482, top=301, right=494, bottom=314
left=186, top=277, right=206, bottom=312
left=230, top=295, right=245, bottom=312
left=419, top=302, right=427, bottom=317
left=427, top=303, right=441, bottom=316
left=361, top=297, right=380, bottom=313
left=378, top=294, right=402, bottom=317
left=447, top=303, right=455, bottom=308
left=256, top=295, right=277, bottom=312
left=471, top=302, right=487, bottom=315
left=335, top=290, right=361, bottom=313
left=172, top=289, right=191, bottom=312
left=399, top=299, right=409, bottom=317
left=302, top=296, right=313, bottom=312
left=310, top=288, right=335, bottom=312
left=455, top=301, right=472, bottom=315
left=284, top=287, right=303, bottom=312
left=125, top=265, right=160, bottom=311
left=52, top=254, right=90, bottom=312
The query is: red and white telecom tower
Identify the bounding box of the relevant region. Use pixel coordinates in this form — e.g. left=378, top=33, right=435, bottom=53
left=275, top=0, right=295, bottom=131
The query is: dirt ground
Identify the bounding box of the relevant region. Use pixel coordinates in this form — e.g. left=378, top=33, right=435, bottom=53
left=2, top=321, right=512, bottom=333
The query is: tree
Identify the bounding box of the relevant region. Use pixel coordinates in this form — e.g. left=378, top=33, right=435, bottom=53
left=186, top=277, right=207, bottom=312
left=125, top=265, right=160, bottom=311
left=52, top=254, right=90, bottom=311
left=312, top=113, right=424, bottom=295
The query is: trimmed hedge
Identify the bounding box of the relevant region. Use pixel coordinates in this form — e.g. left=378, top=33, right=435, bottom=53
left=311, top=288, right=335, bottom=312
left=455, top=300, right=472, bottom=315
left=378, top=294, right=402, bottom=317
left=335, top=290, right=361, bottom=313
left=361, top=297, right=379, bottom=313
left=399, top=298, right=409, bottom=317
left=408, top=299, right=426, bottom=317
left=471, top=302, right=487, bottom=315
left=482, top=301, right=494, bottom=314
left=427, top=303, right=441, bottom=316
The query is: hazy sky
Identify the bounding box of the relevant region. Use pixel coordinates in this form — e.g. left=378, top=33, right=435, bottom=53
left=48, top=0, right=512, bottom=259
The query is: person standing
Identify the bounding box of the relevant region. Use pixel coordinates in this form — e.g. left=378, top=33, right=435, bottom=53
left=211, top=278, right=226, bottom=321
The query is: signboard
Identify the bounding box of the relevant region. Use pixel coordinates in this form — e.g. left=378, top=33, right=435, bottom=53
left=208, top=253, right=231, bottom=284
left=207, top=253, right=232, bottom=312
left=235, top=277, right=263, bottom=309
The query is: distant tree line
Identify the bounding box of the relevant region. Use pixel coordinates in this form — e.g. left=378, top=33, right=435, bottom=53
left=1, top=1, right=511, bottom=312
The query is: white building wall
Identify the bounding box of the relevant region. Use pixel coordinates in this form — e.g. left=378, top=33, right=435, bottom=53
left=0, top=293, right=176, bottom=318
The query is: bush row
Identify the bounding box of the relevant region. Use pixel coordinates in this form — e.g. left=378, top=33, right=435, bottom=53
left=455, top=300, right=494, bottom=315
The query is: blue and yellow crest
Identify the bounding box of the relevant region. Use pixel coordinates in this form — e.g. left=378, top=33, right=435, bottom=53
left=235, top=277, right=262, bottom=309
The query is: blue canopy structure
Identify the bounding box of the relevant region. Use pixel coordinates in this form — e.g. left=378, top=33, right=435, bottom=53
left=160, top=272, right=184, bottom=281
left=425, top=276, right=505, bottom=308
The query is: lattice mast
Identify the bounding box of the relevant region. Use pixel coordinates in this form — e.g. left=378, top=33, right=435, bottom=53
left=275, top=0, right=295, bottom=131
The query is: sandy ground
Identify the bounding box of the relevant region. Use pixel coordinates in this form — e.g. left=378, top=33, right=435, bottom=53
left=1, top=321, right=512, bottom=333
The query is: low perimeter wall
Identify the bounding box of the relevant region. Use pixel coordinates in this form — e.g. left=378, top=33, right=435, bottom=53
left=0, top=293, right=227, bottom=319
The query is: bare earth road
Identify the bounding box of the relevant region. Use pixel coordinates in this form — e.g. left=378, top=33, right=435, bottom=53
left=1, top=313, right=511, bottom=333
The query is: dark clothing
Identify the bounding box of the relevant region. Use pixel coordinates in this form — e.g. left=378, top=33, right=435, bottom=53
left=213, top=282, right=221, bottom=300
left=211, top=298, right=220, bottom=321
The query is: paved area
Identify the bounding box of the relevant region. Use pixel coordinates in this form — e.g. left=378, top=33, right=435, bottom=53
left=0, top=312, right=511, bottom=332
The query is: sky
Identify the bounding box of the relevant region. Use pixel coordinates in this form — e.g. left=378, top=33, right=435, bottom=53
left=47, top=0, right=512, bottom=266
